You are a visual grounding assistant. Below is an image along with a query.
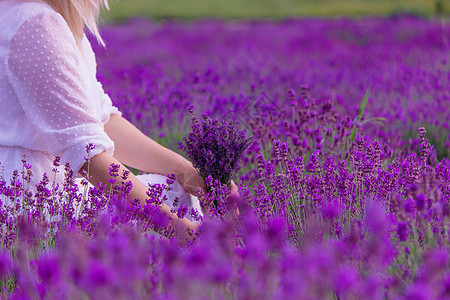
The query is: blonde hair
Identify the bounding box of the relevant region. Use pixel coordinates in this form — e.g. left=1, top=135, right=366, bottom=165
left=48, top=0, right=109, bottom=46
left=8, top=0, right=109, bottom=46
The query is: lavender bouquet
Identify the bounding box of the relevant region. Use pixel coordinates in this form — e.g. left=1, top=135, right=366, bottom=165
left=179, top=113, right=252, bottom=188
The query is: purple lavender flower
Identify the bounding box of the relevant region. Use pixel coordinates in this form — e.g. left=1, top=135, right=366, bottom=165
left=36, top=254, right=61, bottom=284
left=0, top=251, right=11, bottom=278
left=179, top=113, right=252, bottom=187
left=397, top=221, right=410, bottom=242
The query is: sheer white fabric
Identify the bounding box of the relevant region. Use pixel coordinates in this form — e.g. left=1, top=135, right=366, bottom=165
left=75, top=173, right=204, bottom=223
left=0, top=0, right=121, bottom=188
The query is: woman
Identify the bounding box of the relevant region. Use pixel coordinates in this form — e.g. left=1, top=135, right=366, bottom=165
left=0, top=0, right=236, bottom=242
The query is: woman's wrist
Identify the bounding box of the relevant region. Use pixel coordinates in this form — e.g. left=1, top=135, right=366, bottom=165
left=174, top=158, right=190, bottom=182
left=176, top=157, right=193, bottom=175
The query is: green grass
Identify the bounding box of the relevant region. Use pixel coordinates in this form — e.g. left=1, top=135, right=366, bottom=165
left=103, top=0, right=450, bottom=22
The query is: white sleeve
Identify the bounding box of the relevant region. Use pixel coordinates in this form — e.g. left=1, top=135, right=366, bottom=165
left=94, top=79, right=122, bottom=124
left=5, top=11, right=115, bottom=173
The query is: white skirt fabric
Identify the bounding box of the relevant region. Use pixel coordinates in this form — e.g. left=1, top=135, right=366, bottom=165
left=75, top=173, right=204, bottom=223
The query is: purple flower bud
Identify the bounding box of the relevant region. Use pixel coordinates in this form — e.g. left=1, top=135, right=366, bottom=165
left=177, top=204, right=188, bottom=219
left=86, top=261, right=112, bottom=287
left=108, top=163, right=120, bottom=177
left=0, top=251, right=10, bottom=278
left=397, top=221, right=410, bottom=242
left=166, top=173, right=176, bottom=185
left=416, top=194, right=426, bottom=211
left=121, top=170, right=130, bottom=181
left=52, top=156, right=61, bottom=168
left=37, top=254, right=60, bottom=284
left=85, top=143, right=95, bottom=153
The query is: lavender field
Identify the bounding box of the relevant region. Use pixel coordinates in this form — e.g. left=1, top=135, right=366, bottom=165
left=1, top=16, right=450, bottom=299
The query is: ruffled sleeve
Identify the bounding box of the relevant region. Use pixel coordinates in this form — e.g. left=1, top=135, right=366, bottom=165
left=94, top=79, right=122, bottom=124
left=5, top=10, right=115, bottom=173
left=80, top=35, right=122, bottom=124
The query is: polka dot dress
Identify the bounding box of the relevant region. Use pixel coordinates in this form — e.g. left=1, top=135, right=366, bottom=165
left=0, top=0, right=122, bottom=187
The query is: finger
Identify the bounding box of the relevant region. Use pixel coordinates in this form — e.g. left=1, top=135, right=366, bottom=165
left=230, top=182, right=239, bottom=197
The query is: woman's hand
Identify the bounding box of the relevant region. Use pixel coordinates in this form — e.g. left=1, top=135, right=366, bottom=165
left=176, top=165, right=206, bottom=196
left=229, top=180, right=239, bottom=198
left=228, top=180, right=240, bottom=216
left=200, top=180, right=240, bottom=217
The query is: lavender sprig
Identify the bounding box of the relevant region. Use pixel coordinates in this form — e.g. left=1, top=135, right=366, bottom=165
left=179, top=113, right=252, bottom=187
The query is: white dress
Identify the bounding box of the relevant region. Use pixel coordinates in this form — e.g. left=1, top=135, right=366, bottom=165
left=0, top=0, right=201, bottom=220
